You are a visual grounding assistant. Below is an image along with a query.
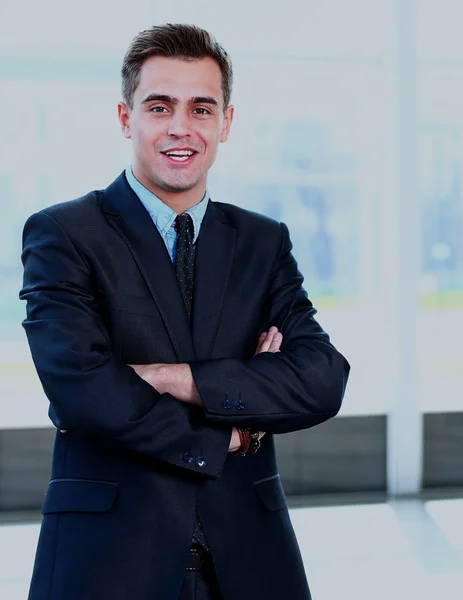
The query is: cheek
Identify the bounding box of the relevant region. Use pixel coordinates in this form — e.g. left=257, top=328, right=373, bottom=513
left=136, top=125, right=153, bottom=144
left=133, top=118, right=161, bottom=147
left=202, top=129, right=222, bottom=155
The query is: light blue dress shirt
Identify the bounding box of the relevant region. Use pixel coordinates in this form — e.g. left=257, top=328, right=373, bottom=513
left=125, top=166, right=209, bottom=264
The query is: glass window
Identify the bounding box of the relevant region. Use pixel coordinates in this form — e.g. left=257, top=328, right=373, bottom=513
left=417, top=66, right=463, bottom=411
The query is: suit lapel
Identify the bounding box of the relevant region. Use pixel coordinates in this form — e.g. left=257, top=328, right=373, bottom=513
left=101, top=173, right=194, bottom=363
left=101, top=172, right=236, bottom=363
left=191, top=201, right=236, bottom=359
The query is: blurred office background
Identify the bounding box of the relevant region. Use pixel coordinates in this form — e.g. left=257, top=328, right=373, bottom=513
left=0, top=0, right=462, bottom=598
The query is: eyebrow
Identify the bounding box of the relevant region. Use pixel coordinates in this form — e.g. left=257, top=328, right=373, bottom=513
left=141, top=93, right=219, bottom=107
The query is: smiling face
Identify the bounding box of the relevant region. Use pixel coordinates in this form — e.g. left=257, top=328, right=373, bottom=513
left=118, top=56, right=234, bottom=209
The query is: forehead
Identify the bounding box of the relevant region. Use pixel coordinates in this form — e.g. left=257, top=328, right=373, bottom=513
left=135, top=56, right=223, bottom=103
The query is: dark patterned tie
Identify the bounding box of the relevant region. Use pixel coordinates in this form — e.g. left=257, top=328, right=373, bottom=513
left=174, top=213, right=196, bottom=321
left=174, top=213, right=209, bottom=550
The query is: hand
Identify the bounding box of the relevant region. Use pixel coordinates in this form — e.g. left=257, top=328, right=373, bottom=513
left=128, top=363, right=163, bottom=390
left=128, top=363, right=202, bottom=406
left=229, top=326, right=283, bottom=452
left=253, top=325, right=282, bottom=357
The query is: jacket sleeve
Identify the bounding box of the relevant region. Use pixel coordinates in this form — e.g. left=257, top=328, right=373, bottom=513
left=19, top=211, right=231, bottom=478
left=189, top=221, right=350, bottom=434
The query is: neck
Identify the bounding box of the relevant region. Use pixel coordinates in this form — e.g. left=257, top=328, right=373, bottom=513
left=133, top=166, right=206, bottom=214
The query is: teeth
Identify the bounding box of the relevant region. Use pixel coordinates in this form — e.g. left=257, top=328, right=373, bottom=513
left=166, top=150, right=194, bottom=156
left=168, top=155, right=191, bottom=162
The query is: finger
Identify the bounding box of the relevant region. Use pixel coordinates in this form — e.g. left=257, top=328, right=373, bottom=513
left=268, top=332, right=282, bottom=352
left=261, top=328, right=278, bottom=352
left=60, top=430, right=68, bottom=433
left=260, top=333, right=273, bottom=352
left=254, top=332, right=267, bottom=356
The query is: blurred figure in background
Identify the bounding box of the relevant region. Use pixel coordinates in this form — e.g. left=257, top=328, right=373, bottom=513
left=19, top=24, right=349, bottom=600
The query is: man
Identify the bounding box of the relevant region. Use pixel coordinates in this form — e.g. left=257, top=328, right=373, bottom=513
left=20, top=24, right=350, bottom=600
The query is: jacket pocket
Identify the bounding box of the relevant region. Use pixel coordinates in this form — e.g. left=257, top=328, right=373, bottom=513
left=253, top=474, right=288, bottom=511
left=41, top=479, right=118, bottom=514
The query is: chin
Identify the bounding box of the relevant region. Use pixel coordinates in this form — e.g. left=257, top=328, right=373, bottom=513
left=159, top=177, right=201, bottom=193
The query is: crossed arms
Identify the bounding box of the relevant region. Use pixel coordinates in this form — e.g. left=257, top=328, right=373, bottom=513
left=59, top=329, right=282, bottom=452
left=20, top=211, right=350, bottom=479
left=125, top=328, right=283, bottom=452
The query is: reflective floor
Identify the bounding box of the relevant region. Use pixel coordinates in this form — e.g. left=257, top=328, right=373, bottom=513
left=0, top=499, right=462, bottom=599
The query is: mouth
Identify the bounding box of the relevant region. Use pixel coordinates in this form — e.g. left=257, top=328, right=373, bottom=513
left=160, top=149, right=198, bottom=166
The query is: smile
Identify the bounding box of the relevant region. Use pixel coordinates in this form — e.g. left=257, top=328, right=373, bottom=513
left=161, top=149, right=198, bottom=165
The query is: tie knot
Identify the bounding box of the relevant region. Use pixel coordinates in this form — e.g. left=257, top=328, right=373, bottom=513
left=175, top=213, right=194, bottom=241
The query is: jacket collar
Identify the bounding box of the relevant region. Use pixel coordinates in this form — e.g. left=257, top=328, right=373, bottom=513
left=124, top=165, right=210, bottom=244
left=101, top=172, right=236, bottom=362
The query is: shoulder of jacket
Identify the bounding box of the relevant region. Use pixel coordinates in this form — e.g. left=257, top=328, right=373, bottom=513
left=213, top=201, right=281, bottom=231
left=35, top=190, right=102, bottom=228
left=40, top=190, right=100, bottom=217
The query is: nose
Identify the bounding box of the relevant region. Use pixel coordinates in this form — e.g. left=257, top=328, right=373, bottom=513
left=167, top=109, right=191, bottom=138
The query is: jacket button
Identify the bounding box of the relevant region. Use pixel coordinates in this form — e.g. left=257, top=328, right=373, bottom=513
left=196, top=457, right=206, bottom=468
left=183, top=452, right=194, bottom=464
left=234, top=399, right=245, bottom=410
left=222, top=399, right=232, bottom=410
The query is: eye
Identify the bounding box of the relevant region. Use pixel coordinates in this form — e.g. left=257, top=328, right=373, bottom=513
left=150, top=106, right=168, bottom=113
left=194, top=107, right=211, bottom=115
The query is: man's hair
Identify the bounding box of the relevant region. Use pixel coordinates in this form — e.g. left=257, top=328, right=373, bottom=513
left=121, top=23, right=233, bottom=111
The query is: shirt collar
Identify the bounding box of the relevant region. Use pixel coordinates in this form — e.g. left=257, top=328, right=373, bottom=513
left=125, top=166, right=209, bottom=243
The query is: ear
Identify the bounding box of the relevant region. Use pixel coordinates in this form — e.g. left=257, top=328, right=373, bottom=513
left=118, top=102, right=132, bottom=139
left=220, top=105, right=234, bottom=143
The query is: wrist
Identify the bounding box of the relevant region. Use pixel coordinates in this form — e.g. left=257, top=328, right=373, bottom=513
left=234, top=428, right=261, bottom=456
left=229, top=427, right=241, bottom=452
left=238, top=428, right=251, bottom=454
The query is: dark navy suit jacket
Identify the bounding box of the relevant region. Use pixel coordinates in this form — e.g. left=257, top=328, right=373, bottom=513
left=20, top=172, right=350, bottom=600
